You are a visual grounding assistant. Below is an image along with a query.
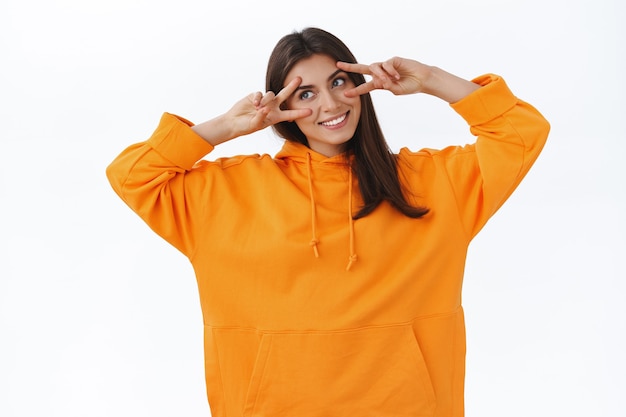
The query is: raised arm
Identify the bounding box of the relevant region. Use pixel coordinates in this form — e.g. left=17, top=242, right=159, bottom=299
left=106, top=78, right=312, bottom=256
left=339, top=57, right=550, bottom=238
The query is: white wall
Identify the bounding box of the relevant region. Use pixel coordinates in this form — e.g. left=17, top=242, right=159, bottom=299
left=1, top=0, right=624, bottom=415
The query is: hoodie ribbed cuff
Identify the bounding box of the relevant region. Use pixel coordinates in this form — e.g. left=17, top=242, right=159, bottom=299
left=450, top=74, right=518, bottom=126
left=147, top=112, right=214, bottom=170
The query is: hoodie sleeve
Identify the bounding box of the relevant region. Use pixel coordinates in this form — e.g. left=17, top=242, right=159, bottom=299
left=106, top=113, right=215, bottom=257
left=441, top=74, right=550, bottom=239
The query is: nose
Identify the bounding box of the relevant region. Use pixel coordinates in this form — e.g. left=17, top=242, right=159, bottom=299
left=319, top=89, right=340, bottom=111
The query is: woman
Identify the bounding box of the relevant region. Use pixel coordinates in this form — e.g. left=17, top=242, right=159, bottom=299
left=107, top=27, right=549, bottom=417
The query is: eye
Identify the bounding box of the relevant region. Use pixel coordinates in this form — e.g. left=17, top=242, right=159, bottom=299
left=299, top=90, right=314, bottom=100
left=332, top=77, right=346, bottom=88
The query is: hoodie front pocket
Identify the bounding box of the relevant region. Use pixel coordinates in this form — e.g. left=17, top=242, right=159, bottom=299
left=243, top=324, right=436, bottom=417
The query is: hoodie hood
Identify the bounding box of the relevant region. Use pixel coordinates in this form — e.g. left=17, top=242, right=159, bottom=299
left=275, top=139, right=352, bottom=165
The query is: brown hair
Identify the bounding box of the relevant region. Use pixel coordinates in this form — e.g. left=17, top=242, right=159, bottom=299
left=266, top=27, right=428, bottom=219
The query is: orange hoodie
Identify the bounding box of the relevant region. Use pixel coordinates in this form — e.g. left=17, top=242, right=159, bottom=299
left=106, top=74, right=549, bottom=417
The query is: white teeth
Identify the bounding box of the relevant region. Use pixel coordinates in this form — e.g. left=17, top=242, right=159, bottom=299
left=320, top=113, right=346, bottom=126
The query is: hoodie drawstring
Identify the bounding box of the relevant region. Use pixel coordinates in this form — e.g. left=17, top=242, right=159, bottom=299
left=306, top=152, right=358, bottom=271
left=346, top=168, right=357, bottom=271
left=306, top=153, right=320, bottom=258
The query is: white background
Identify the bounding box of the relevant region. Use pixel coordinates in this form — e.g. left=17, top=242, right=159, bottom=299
left=1, top=0, right=624, bottom=416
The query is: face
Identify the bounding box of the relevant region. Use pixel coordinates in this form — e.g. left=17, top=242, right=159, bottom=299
left=284, top=54, right=361, bottom=157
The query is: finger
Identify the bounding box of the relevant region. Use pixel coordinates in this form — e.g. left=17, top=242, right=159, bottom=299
left=251, top=91, right=263, bottom=107
left=368, top=61, right=403, bottom=91
left=275, top=77, right=302, bottom=103
left=336, top=61, right=372, bottom=75
left=259, top=91, right=276, bottom=107
left=280, top=108, right=312, bottom=122
left=344, top=80, right=376, bottom=97
left=250, top=106, right=271, bottom=129
left=368, top=62, right=393, bottom=83
left=381, top=60, right=401, bottom=80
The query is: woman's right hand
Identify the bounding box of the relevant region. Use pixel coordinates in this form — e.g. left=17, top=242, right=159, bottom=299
left=193, top=77, right=312, bottom=146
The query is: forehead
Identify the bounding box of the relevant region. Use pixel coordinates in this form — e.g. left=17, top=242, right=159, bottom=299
left=285, top=54, right=337, bottom=83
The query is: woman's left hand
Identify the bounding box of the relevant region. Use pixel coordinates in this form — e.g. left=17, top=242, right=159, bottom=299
left=337, top=57, right=433, bottom=97
left=338, top=57, right=481, bottom=103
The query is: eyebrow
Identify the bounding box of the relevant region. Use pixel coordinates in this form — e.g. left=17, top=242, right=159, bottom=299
left=295, top=69, right=346, bottom=91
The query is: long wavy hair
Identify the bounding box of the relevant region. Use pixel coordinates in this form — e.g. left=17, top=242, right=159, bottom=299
left=266, top=27, right=428, bottom=220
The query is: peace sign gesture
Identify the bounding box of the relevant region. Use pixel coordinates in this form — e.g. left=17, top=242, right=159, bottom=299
left=229, top=77, right=312, bottom=136
left=337, top=57, right=432, bottom=97
left=337, top=57, right=479, bottom=103
left=192, top=77, right=312, bottom=146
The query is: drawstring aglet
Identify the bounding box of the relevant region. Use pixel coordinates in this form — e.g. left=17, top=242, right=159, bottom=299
left=310, top=239, right=320, bottom=258
left=346, top=254, right=357, bottom=271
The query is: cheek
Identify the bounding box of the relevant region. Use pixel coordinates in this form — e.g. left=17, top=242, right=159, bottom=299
left=350, top=98, right=362, bottom=118
left=293, top=118, right=311, bottom=134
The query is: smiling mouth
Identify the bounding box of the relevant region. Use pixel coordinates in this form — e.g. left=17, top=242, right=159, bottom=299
left=319, top=112, right=348, bottom=127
